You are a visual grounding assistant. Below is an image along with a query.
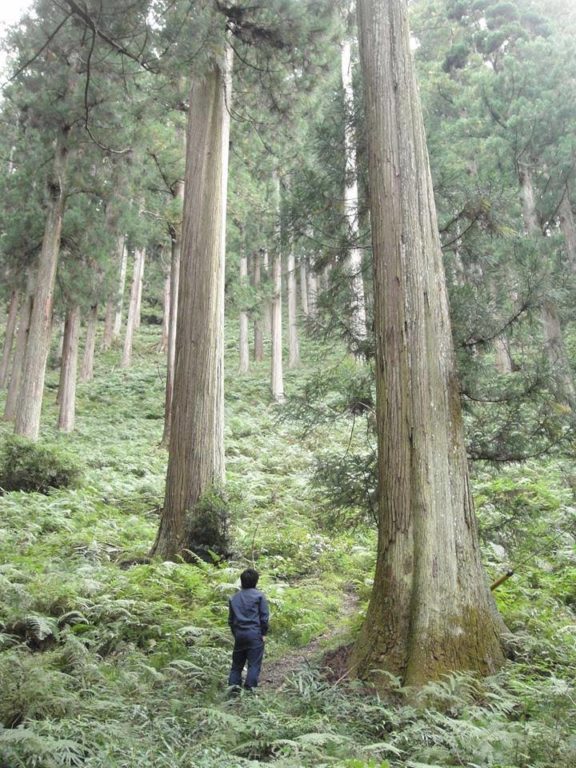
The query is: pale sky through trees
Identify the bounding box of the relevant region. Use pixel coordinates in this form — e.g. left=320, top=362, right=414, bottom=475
left=0, top=0, right=33, bottom=77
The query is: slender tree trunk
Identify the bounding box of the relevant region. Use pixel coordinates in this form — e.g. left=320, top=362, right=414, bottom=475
left=299, top=258, right=309, bottom=317
left=80, top=304, right=98, bottom=382
left=239, top=244, right=250, bottom=374
left=153, top=46, right=232, bottom=559
left=121, top=247, right=146, bottom=368
left=262, top=248, right=271, bottom=335
left=351, top=0, right=505, bottom=688
left=161, top=178, right=184, bottom=448
left=271, top=172, right=285, bottom=401
left=307, top=264, right=318, bottom=320
left=287, top=247, right=300, bottom=367
left=253, top=249, right=264, bottom=362
left=112, top=236, right=128, bottom=341
left=134, top=246, right=145, bottom=331
left=102, top=300, right=114, bottom=350
left=341, top=34, right=368, bottom=350
left=519, top=164, right=576, bottom=407
left=14, top=128, right=70, bottom=439
left=159, top=270, right=170, bottom=354
left=494, top=337, right=513, bottom=374
left=4, top=293, right=33, bottom=421
left=0, top=289, right=20, bottom=389
left=57, top=304, right=80, bottom=432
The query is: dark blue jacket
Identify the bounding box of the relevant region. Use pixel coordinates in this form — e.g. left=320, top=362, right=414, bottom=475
left=228, top=587, right=269, bottom=642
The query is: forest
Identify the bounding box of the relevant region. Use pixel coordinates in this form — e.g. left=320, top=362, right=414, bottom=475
left=0, top=0, right=575, bottom=766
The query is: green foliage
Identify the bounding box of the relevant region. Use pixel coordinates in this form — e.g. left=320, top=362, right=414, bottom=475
left=187, top=487, right=232, bottom=559
left=0, top=436, right=83, bottom=494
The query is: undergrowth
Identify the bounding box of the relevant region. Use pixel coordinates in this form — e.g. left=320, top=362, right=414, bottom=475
left=0, top=323, right=574, bottom=767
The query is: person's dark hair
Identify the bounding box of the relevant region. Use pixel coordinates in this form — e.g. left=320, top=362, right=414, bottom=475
left=240, top=568, right=259, bottom=589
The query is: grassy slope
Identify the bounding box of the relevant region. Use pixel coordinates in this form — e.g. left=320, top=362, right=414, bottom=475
left=0, top=319, right=575, bottom=768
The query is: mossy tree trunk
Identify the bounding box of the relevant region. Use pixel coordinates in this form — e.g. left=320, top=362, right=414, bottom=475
left=351, top=0, right=506, bottom=688
left=152, top=47, right=232, bottom=559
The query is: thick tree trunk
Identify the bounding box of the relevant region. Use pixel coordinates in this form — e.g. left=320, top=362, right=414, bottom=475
left=253, top=249, right=264, bottom=362
left=287, top=248, right=300, bottom=367
left=4, top=293, right=33, bottom=421
left=271, top=173, right=285, bottom=401
left=0, top=289, right=20, bottom=389
left=153, top=48, right=232, bottom=560
left=341, top=34, right=368, bottom=350
left=14, top=129, right=69, bottom=439
left=352, top=0, right=505, bottom=688
left=57, top=305, right=80, bottom=432
left=161, top=180, right=184, bottom=449
left=121, top=247, right=146, bottom=368
left=519, top=165, right=576, bottom=407
left=80, top=304, right=98, bottom=382
left=239, top=246, right=250, bottom=373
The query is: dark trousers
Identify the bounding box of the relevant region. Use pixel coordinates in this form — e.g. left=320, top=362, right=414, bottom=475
left=228, top=635, right=265, bottom=689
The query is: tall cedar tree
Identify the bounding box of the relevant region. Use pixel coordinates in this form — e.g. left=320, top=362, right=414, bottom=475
left=351, top=0, right=506, bottom=686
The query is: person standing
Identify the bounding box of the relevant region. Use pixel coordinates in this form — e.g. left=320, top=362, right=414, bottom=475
left=227, top=568, right=270, bottom=691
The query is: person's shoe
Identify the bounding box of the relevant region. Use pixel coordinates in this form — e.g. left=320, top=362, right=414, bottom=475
left=227, top=685, right=242, bottom=698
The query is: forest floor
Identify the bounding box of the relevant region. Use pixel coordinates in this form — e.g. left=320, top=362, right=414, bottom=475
left=262, top=587, right=358, bottom=690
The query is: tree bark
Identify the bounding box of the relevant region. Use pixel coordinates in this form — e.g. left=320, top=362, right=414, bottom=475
left=253, top=249, right=264, bottom=362
left=299, top=257, right=309, bottom=317
left=57, top=304, right=80, bottom=432
left=102, top=299, right=115, bottom=350
left=271, top=172, right=285, bottom=401
left=4, top=293, right=33, bottom=422
left=239, top=245, right=250, bottom=373
left=112, top=235, right=128, bottom=341
left=519, top=164, right=576, bottom=407
left=153, top=46, right=232, bottom=559
left=121, top=247, right=146, bottom=368
left=559, top=189, right=576, bottom=272
left=0, top=289, right=20, bottom=389
left=134, top=242, right=145, bottom=332
left=341, top=33, right=368, bottom=351
left=14, top=128, right=70, bottom=439
left=159, top=269, right=170, bottom=354
left=161, top=178, right=184, bottom=448
left=80, top=304, right=98, bottom=382
left=351, top=0, right=505, bottom=688
left=287, top=247, right=300, bottom=367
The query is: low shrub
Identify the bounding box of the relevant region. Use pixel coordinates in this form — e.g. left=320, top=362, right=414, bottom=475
left=0, top=436, right=83, bottom=494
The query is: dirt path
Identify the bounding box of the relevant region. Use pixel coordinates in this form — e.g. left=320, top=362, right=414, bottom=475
left=261, top=589, right=358, bottom=690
